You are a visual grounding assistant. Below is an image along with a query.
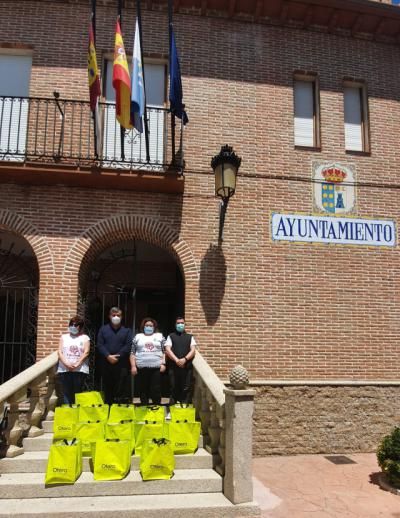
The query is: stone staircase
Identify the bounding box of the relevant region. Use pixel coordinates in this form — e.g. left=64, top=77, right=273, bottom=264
left=0, top=417, right=259, bottom=516
left=0, top=353, right=260, bottom=516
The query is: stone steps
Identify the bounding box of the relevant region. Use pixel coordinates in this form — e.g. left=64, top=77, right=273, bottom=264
left=0, top=469, right=222, bottom=499
left=0, top=493, right=260, bottom=517
left=23, top=432, right=204, bottom=451
left=0, top=448, right=213, bottom=472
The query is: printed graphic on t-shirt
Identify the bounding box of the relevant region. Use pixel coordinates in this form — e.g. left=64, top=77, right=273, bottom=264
left=144, top=341, right=155, bottom=352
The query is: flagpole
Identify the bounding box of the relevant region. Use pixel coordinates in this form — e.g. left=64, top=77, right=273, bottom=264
left=92, top=0, right=96, bottom=41
left=91, top=0, right=99, bottom=159
left=118, top=0, right=126, bottom=161
left=168, top=0, right=176, bottom=164
left=136, top=0, right=150, bottom=163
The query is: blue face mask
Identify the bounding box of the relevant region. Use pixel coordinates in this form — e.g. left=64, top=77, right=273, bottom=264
left=176, top=323, right=185, bottom=333
left=144, top=326, right=154, bottom=335
left=69, top=325, right=79, bottom=335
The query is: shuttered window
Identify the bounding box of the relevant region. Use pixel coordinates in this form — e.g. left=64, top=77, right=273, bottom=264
left=103, top=60, right=166, bottom=166
left=344, top=85, right=369, bottom=152
left=0, top=54, right=32, bottom=159
left=294, top=79, right=319, bottom=148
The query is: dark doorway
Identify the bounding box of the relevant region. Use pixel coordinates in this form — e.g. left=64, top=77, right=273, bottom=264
left=81, top=240, right=184, bottom=391
left=0, top=231, right=38, bottom=384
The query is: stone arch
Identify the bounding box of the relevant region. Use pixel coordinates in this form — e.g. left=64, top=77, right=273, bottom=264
left=63, top=215, right=199, bottom=288
left=0, top=209, right=55, bottom=275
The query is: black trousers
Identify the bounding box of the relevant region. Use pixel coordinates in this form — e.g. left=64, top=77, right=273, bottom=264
left=136, top=367, right=161, bottom=405
left=58, top=372, right=87, bottom=405
left=168, top=365, right=193, bottom=404
left=101, top=361, right=130, bottom=405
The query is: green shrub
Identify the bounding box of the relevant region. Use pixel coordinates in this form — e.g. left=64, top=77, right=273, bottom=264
left=377, top=427, right=400, bottom=488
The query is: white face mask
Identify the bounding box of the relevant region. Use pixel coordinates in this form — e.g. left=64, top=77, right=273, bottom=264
left=111, top=316, right=121, bottom=325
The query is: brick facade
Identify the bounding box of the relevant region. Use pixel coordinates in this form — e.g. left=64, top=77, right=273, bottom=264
left=1, top=0, right=400, bottom=453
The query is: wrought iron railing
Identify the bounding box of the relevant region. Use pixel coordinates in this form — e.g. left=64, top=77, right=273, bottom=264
left=0, top=95, right=183, bottom=171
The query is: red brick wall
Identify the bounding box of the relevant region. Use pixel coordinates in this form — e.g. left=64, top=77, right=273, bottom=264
left=1, top=0, right=400, bottom=380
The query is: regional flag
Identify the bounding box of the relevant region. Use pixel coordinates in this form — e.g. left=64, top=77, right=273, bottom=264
left=88, top=25, right=101, bottom=112
left=131, top=18, right=145, bottom=133
left=169, top=25, right=188, bottom=125
left=113, top=20, right=133, bottom=129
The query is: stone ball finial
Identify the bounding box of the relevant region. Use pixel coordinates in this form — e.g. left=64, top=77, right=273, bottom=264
left=229, top=365, right=249, bottom=389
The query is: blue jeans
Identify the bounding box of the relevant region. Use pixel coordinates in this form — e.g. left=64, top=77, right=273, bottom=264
left=58, top=372, right=87, bottom=405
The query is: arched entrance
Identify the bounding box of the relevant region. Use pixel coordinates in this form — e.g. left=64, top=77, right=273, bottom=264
left=0, top=230, right=39, bottom=383
left=80, top=239, right=184, bottom=390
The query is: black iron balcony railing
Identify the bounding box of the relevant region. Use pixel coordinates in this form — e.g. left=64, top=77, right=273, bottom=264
left=0, top=95, right=183, bottom=171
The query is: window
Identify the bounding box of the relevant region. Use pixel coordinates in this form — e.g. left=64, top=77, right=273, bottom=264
left=0, top=54, right=32, bottom=159
left=343, top=82, right=369, bottom=153
left=103, top=59, right=166, bottom=166
left=293, top=75, right=320, bottom=148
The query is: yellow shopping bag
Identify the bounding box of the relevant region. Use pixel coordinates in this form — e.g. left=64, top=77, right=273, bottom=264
left=76, top=421, right=105, bottom=456
left=53, top=406, right=79, bottom=440
left=140, top=438, right=175, bottom=480
left=92, top=439, right=131, bottom=481
left=109, top=404, right=135, bottom=423
left=75, top=391, right=104, bottom=405
left=169, top=404, right=196, bottom=423
left=134, top=421, right=169, bottom=454
left=45, top=439, right=82, bottom=485
left=105, top=420, right=135, bottom=452
left=168, top=421, right=201, bottom=454
left=78, top=404, right=109, bottom=423
left=134, top=405, right=165, bottom=423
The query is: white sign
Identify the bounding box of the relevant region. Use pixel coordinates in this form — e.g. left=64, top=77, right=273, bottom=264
left=271, top=213, right=396, bottom=247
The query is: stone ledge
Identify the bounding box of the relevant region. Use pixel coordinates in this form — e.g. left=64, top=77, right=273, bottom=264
left=247, top=380, right=400, bottom=387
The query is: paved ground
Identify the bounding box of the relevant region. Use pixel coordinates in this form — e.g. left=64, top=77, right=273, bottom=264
left=252, top=453, right=400, bottom=518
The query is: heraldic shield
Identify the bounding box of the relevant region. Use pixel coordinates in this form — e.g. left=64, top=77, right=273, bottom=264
left=314, top=163, right=355, bottom=215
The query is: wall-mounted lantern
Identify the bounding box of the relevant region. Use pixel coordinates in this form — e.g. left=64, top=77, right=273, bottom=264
left=211, top=145, right=242, bottom=243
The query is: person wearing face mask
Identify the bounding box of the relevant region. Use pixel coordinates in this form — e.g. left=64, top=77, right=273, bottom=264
left=57, top=316, right=90, bottom=404
left=165, top=317, right=197, bottom=404
left=97, top=307, right=133, bottom=405
left=130, top=317, right=166, bottom=405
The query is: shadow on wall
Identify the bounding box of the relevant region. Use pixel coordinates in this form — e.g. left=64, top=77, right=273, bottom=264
left=199, top=244, right=226, bottom=326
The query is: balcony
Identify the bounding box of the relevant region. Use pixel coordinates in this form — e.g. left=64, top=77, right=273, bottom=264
left=0, top=95, right=184, bottom=193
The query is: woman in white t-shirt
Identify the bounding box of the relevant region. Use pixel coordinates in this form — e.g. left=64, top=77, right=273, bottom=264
left=130, top=317, right=166, bottom=405
left=57, top=315, right=90, bottom=404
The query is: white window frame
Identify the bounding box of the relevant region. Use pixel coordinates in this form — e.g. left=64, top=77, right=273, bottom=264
left=343, top=80, right=370, bottom=153
left=0, top=51, right=32, bottom=160
left=293, top=73, right=320, bottom=149
left=102, top=56, right=167, bottom=168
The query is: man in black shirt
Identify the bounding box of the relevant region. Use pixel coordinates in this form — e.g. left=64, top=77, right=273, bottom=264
left=165, top=317, right=196, bottom=404
left=97, top=307, right=132, bottom=404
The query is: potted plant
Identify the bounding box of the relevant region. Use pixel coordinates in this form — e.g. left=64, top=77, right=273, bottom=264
left=377, top=427, right=400, bottom=488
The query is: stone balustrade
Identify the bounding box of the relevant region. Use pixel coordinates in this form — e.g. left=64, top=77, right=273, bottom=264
left=193, top=352, right=255, bottom=504
left=0, top=352, right=58, bottom=458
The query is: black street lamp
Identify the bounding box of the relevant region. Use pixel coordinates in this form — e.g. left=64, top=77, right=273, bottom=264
left=211, top=145, right=242, bottom=243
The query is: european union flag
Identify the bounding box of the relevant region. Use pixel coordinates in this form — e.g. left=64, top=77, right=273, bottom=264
left=169, top=26, right=188, bottom=125
left=131, top=18, right=144, bottom=133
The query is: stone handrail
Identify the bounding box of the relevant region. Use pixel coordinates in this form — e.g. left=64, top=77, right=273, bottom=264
left=192, top=352, right=225, bottom=408
left=0, top=352, right=58, bottom=458
left=192, top=351, right=255, bottom=505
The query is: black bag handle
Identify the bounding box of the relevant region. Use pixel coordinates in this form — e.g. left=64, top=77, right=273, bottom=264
left=62, top=438, right=77, bottom=446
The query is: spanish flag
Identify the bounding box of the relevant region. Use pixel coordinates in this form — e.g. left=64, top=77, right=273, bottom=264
left=112, top=20, right=132, bottom=129
left=87, top=25, right=101, bottom=112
